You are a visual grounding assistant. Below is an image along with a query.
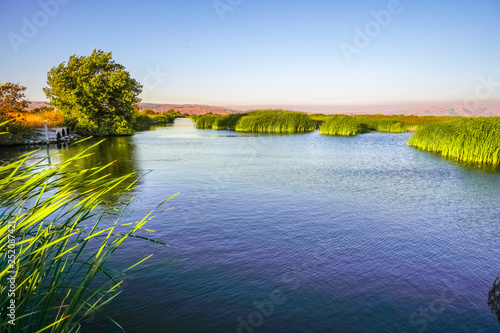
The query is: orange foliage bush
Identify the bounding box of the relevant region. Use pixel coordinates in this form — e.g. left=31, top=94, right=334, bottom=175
left=7, top=110, right=65, bottom=127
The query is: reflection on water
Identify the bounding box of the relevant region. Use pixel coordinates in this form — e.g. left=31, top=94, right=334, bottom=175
left=58, top=137, right=141, bottom=203
left=2, top=137, right=137, bottom=176
left=59, top=137, right=138, bottom=178
left=416, top=148, right=500, bottom=172
left=1, top=136, right=141, bottom=205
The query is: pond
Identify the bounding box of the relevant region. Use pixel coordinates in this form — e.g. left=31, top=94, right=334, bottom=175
left=2, top=118, right=500, bottom=332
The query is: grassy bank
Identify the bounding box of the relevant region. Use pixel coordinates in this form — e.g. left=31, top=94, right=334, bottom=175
left=408, top=117, right=500, bottom=165
left=193, top=112, right=500, bottom=165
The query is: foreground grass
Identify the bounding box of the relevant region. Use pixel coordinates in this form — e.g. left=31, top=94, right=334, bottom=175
left=0, top=137, right=176, bottom=332
left=408, top=117, right=500, bottom=165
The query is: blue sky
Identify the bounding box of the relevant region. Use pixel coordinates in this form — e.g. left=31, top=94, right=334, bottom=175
left=0, top=0, right=499, bottom=110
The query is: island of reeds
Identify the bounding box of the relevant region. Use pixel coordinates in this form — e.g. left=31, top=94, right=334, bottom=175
left=194, top=110, right=317, bottom=133
left=194, top=111, right=450, bottom=135
left=318, top=115, right=370, bottom=136
left=194, top=111, right=500, bottom=166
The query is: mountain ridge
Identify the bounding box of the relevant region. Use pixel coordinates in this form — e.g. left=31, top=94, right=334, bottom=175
left=27, top=102, right=500, bottom=117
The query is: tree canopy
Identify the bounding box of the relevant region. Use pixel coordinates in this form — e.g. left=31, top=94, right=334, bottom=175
left=43, top=50, right=142, bottom=135
left=0, top=82, right=28, bottom=119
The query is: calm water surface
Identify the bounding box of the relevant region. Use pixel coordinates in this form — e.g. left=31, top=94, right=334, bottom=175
left=3, top=118, right=500, bottom=332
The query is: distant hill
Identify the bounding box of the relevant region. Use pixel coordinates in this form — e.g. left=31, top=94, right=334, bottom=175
left=138, top=103, right=243, bottom=115
left=28, top=101, right=51, bottom=109
left=27, top=102, right=243, bottom=115
left=27, top=101, right=500, bottom=117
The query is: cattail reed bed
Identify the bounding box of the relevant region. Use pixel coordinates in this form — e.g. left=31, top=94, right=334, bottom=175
left=195, top=110, right=317, bottom=133
left=194, top=112, right=500, bottom=165
left=316, top=114, right=450, bottom=135
left=194, top=113, right=246, bottom=130
left=235, top=110, right=317, bottom=133
left=408, top=117, right=500, bottom=165
left=319, top=115, right=370, bottom=136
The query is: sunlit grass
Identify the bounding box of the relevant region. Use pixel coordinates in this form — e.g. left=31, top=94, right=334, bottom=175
left=408, top=117, right=500, bottom=165
left=318, top=114, right=451, bottom=135
left=194, top=114, right=222, bottom=129
left=195, top=110, right=317, bottom=133
left=235, top=110, right=317, bottom=133
left=193, top=113, right=247, bottom=131
left=212, top=114, right=246, bottom=130
left=319, top=115, right=369, bottom=136
left=0, top=134, right=176, bottom=332
left=358, top=115, right=450, bottom=133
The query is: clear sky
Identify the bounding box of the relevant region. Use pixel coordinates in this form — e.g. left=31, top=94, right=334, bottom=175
left=1, top=0, right=499, bottom=110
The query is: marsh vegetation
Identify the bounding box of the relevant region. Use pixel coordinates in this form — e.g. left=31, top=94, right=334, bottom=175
left=195, top=110, right=317, bottom=133
left=195, top=111, right=500, bottom=166
left=319, top=115, right=370, bottom=136
left=408, top=117, right=500, bottom=165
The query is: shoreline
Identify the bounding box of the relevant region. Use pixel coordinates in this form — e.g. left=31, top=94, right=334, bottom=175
left=0, top=133, right=82, bottom=147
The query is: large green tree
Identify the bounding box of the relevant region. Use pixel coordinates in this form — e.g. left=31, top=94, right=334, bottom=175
left=43, top=50, right=142, bottom=135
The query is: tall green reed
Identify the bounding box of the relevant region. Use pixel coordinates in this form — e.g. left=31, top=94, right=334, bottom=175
left=408, top=117, right=500, bottom=165
left=194, top=114, right=220, bottom=129
left=319, top=115, right=369, bottom=136
left=0, top=135, right=176, bottom=332
left=234, top=110, right=317, bottom=133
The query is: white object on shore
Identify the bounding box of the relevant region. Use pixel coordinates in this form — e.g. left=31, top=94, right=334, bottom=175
left=44, top=121, right=49, bottom=143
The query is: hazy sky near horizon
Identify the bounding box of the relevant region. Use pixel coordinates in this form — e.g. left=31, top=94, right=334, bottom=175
left=1, top=0, right=499, bottom=109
